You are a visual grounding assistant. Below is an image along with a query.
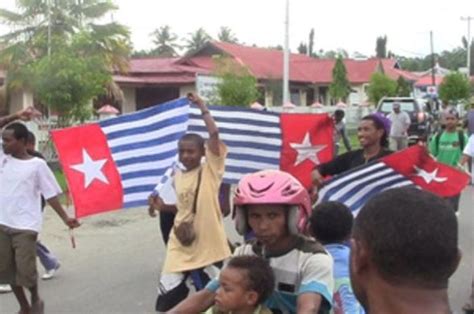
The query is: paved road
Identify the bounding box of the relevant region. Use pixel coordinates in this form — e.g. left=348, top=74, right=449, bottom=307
left=1, top=187, right=473, bottom=314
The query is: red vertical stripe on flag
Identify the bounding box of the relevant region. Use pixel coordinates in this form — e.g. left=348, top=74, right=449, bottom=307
left=51, top=124, right=123, bottom=218
left=280, top=113, right=334, bottom=188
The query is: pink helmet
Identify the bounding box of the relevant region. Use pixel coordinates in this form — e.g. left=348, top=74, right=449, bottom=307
left=233, top=170, right=311, bottom=236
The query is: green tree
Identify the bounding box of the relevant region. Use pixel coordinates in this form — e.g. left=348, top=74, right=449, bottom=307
left=0, top=0, right=131, bottom=118
left=28, top=37, right=110, bottom=125
left=438, top=72, right=471, bottom=104
left=150, top=25, right=180, bottom=57
left=329, top=56, right=351, bottom=102
left=217, top=26, right=238, bottom=43
left=395, top=76, right=411, bottom=97
left=376, top=35, right=387, bottom=58
left=297, top=42, right=307, bottom=55
left=0, top=0, right=130, bottom=75
left=184, top=28, right=211, bottom=54
left=367, top=72, right=397, bottom=104
left=213, top=57, right=260, bottom=106
left=308, top=28, right=315, bottom=57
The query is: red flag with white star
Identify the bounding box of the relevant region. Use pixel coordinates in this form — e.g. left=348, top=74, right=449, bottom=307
left=280, top=113, right=334, bottom=188
left=51, top=124, right=123, bottom=218
left=383, top=144, right=470, bottom=197
left=317, top=144, right=470, bottom=215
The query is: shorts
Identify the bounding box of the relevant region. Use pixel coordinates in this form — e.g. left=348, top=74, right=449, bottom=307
left=155, top=262, right=222, bottom=312
left=0, top=224, right=38, bottom=288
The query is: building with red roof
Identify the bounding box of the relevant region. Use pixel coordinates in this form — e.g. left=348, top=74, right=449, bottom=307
left=114, top=41, right=420, bottom=112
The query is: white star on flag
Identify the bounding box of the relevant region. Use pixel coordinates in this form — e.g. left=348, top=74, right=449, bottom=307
left=289, top=132, right=327, bottom=166
left=413, top=166, right=447, bottom=184
left=70, top=149, right=109, bottom=188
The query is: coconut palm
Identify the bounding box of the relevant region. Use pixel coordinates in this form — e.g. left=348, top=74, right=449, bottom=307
left=217, top=26, right=238, bottom=44
left=150, top=25, right=180, bottom=57
left=0, top=0, right=131, bottom=89
left=184, top=28, right=211, bottom=54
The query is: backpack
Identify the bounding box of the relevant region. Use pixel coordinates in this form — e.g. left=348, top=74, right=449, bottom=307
left=434, top=130, right=465, bottom=152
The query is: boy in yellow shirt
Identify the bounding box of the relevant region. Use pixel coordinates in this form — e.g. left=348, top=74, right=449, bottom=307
left=149, top=94, right=231, bottom=312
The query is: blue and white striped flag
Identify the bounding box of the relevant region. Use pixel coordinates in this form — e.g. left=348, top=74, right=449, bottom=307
left=317, top=161, right=415, bottom=216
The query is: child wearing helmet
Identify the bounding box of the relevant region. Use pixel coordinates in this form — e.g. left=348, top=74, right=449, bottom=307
left=172, top=170, right=334, bottom=314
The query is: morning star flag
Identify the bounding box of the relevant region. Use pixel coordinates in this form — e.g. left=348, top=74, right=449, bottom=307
left=52, top=98, right=333, bottom=218
left=317, top=144, right=470, bottom=216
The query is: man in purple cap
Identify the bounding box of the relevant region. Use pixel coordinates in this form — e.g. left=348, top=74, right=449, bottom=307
left=312, top=114, right=393, bottom=190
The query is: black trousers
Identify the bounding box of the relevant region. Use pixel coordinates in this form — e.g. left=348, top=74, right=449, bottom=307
left=159, top=212, right=175, bottom=245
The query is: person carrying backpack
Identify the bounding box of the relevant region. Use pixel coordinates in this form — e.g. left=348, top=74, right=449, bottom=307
left=429, top=108, right=468, bottom=212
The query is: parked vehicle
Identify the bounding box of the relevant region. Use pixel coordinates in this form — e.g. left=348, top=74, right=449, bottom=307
left=376, top=97, right=432, bottom=144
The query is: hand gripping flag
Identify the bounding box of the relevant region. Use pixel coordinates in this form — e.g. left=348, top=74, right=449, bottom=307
left=52, top=98, right=333, bottom=218
left=317, top=144, right=470, bottom=215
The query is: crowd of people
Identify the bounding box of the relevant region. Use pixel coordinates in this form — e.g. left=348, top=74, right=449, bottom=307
left=0, top=94, right=473, bottom=314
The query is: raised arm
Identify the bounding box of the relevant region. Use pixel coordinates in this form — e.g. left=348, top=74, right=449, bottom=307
left=187, top=93, right=221, bottom=156
left=0, top=107, right=41, bottom=128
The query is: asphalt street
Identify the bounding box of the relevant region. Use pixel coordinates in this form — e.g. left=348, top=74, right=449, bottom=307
left=1, top=187, right=473, bottom=314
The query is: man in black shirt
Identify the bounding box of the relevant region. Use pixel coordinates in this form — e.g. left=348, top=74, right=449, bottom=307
left=312, top=114, right=393, bottom=191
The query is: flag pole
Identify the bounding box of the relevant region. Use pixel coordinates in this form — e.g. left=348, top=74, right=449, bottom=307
left=283, top=0, right=290, bottom=105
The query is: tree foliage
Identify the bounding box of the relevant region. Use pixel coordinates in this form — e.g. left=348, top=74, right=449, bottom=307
left=213, top=57, right=260, bottom=106
left=297, top=42, right=307, bottom=55
left=184, top=28, right=211, bottom=54
left=395, top=76, right=411, bottom=97
left=376, top=35, right=387, bottom=58
left=329, top=56, right=351, bottom=102
left=0, top=0, right=131, bottom=123
left=367, top=73, right=397, bottom=104
left=438, top=72, right=471, bottom=104
left=28, top=38, right=110, bottom=124
left=217, top=26, right=238, bottom=43
left=150, top=25, right=180, bottom=57
left=397, top=38, right=474, bottom=74
left=308, top=28, right=315, bottom=57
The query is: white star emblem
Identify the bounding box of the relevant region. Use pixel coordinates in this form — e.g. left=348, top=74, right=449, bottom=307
left=413, top=166, right=447, bottom=184
left=70, top=149, right=109, bottom=188
left=289, top=132, right=327, bottom=166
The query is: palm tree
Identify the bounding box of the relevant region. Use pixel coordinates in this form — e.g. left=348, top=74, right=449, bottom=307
left=0, top=0, right=131, bottom=89
left=150, top=25, right=180, bottom=57
left=184, top=28, right=211, bottom=54
left=217, top=26, right=238, bottom=43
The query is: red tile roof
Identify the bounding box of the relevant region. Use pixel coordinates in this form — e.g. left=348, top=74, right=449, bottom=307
left=415, top=75, right=444, bottom=87
left=117, top=42, right=418, bottom=87
left=209, top=41, right=314, bottom=82
left=380, top=59, right=419, bottom=82
left=115, top=57, right=211, bottom=85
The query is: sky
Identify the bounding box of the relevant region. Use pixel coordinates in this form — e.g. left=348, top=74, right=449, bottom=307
left=1, top=0, right=474, bottom=58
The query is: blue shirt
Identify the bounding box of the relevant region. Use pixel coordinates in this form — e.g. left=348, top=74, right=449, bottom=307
left=324, top=244, right=364, bottom=314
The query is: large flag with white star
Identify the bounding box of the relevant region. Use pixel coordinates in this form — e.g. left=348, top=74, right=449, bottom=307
left=316, top=145, right=470, bottom=216
left=52, top=98, right=334, bottom=218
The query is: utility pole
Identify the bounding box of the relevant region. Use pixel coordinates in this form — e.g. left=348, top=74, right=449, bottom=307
left=283, top=0, right=290, bottom=105
left=430, top=31, right=436, bottom=87
left=430, top=31, right=438, bottom=111
left=461, top=16, right=473, bottom=76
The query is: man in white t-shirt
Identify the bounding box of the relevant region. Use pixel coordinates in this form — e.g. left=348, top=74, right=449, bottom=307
left=0, top=122, right=80, bottom=314
left=387, top=102, right=411, bottom=151
left=461, top=134, right=474, bottom=183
